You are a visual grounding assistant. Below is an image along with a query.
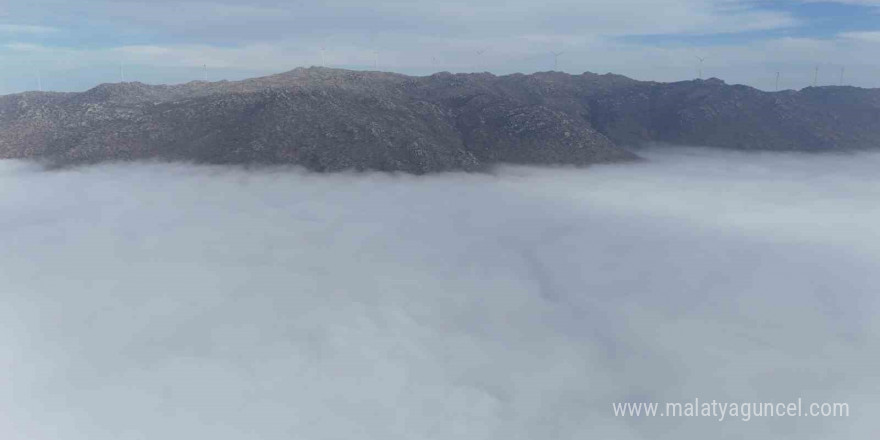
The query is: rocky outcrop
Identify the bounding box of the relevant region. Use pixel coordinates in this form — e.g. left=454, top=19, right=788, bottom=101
left=1, top=67, right=878, bottom=172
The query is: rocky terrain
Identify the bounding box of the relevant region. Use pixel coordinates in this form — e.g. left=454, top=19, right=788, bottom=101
left=1, top=67, right=879, bottom=172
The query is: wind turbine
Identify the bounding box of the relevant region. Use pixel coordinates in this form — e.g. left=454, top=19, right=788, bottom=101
left=320, top=46, right=327, bottom=67
left=120, top=61, right=125, bottom=82
left=474, top=48, right=487, bottom=72
left=839, top=66, right=845, bottom=86
left=695, top=55, right=707, bottom=79
left=204, top=64, right=208, bottom=82
left=775, top=72, right=780, bottom=91
left=549, top=51, right=564, bottom=71
left=813, top=65, right=819, bottom=87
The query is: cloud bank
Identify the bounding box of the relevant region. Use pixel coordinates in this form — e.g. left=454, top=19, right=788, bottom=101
left=1, top=147, right=878, bottom=439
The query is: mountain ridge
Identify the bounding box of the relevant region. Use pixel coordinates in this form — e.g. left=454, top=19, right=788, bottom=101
left=2, top=67, right=878, bottom=172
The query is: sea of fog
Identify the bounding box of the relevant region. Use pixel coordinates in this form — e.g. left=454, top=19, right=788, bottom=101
left=1, top=147, right=878, bottom=439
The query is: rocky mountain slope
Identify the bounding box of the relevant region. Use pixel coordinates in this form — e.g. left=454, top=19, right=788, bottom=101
left=1, top=67, right=878, bottom=172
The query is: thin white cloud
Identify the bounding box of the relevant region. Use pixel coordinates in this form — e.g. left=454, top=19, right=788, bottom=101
left=378, top=0, right=798, bottom=35
left=0, top=24, right=56, bottom=34
left=840, top=31, right=880, bottom=42
left=4, top=42, right=52, bottom=52
left=1, top=0, right=799, bottom=42
left=801, top=0, right=880, bottom=4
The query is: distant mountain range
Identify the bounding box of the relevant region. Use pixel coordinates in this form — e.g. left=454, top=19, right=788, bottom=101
left=1, top=67, right=878, bottom=172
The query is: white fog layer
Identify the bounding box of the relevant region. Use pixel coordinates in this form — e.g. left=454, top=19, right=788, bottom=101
left=1, top=147, right=878, bottom=439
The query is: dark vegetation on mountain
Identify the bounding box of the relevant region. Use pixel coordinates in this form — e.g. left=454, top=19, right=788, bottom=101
left=1, top=67, right=878, bottom=172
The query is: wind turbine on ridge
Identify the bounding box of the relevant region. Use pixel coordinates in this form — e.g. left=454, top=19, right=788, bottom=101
left=367, top=34, right=379, bottom=70
left=695, top=55, right=708, bottom=79
left=549, top=51, right=564, bottom=71
left=474, top=48, right=487, bottom=72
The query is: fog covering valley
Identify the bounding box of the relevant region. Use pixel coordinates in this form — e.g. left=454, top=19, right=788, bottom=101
left=1, top=147, right=878, bottom=439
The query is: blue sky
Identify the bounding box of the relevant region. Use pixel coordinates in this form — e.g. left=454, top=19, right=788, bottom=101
left=1, top=0, right=879, bottom=92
